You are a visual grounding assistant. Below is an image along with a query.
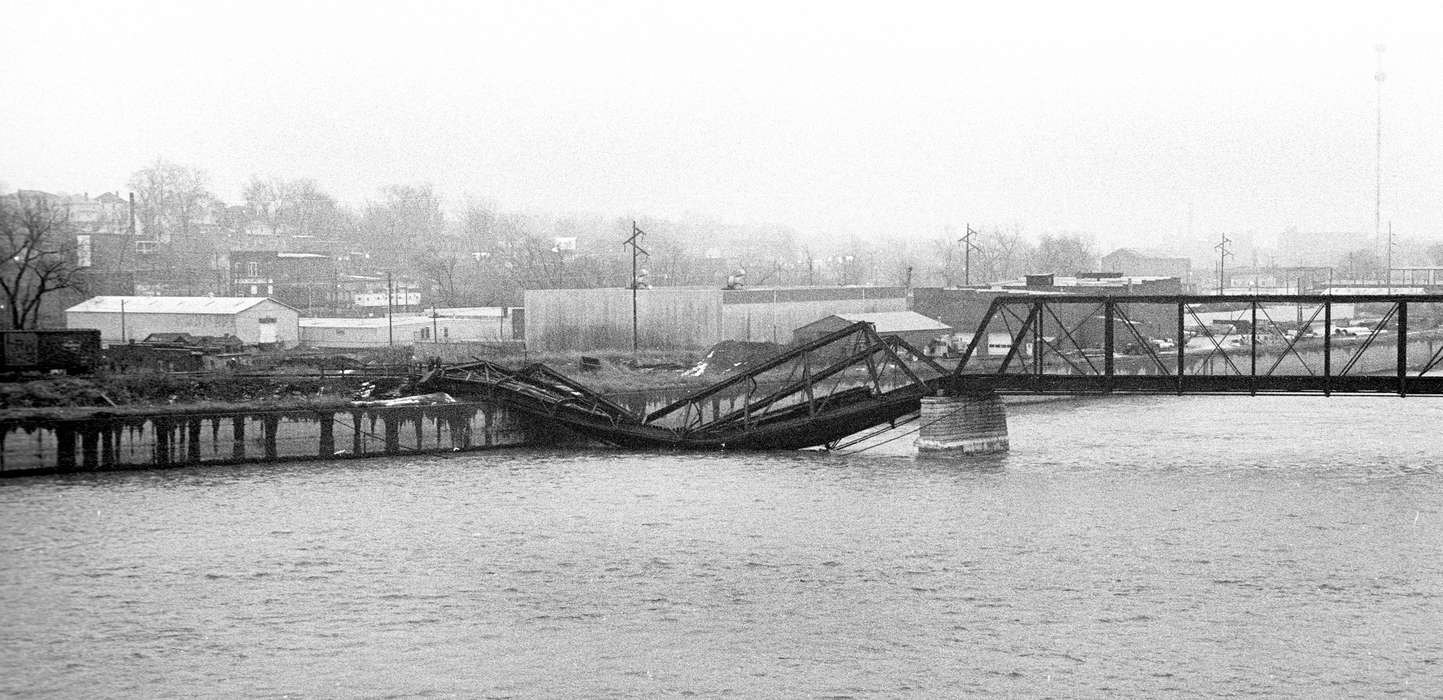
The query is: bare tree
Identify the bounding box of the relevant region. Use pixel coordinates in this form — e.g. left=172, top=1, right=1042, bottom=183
left=412, top=246, right=462, bottom=306
left=1426, top=243, right=1443, bottom=267
left=128, top=159, right=214, bottom=243
left=974, top=226, right=1030, bottom=283
left=241, top=177, right=349, bottom=240
left=0, top=193, right=84, bottom=329
left=931, top=236, right=963, bottom=286
left=1028, top=233, right=1097, bottom=275
left=361, top=183, right=446, bottom=253
left=461, top=199, right=498, bottom=251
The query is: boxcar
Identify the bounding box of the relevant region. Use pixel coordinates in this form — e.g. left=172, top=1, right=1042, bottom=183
left=0, top=329, right=102, bottom=374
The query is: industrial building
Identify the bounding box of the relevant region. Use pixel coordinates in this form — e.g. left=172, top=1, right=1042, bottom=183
left=64, top=296, right=301, bottom=347
left=299, top=307, right=520, bottom=349
left=1100, top=249, right=1194, bottom=285
left=524, top=286, right=908, bottom=351
left=913, top=275, right=1184, bottom=335
left=300, top=316, right=434, bottom=348
left=792, top=311, right=952, bottom=348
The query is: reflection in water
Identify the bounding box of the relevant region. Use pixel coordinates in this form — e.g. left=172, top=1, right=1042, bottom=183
left=2, top=395, right=1441, bottom=697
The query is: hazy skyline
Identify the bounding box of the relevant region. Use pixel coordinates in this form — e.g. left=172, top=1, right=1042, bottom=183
left=5, top=0, right=1442, bottom=252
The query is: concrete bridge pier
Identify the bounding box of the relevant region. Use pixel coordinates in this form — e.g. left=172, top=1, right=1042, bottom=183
left=916, top=392, right=1009, bottom=454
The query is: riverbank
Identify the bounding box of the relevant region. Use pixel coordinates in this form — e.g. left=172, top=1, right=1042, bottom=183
left=0, top=350, right=721, bottom=421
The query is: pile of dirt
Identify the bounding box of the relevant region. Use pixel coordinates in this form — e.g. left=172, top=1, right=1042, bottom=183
left=682, top=340, right=784, bottom=378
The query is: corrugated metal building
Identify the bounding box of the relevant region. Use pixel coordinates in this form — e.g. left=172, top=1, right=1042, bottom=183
left=300, top=316, right=434, bottom=348
left=65, top=296, right=301, bottom=347
left=720, top=287, right=908, bottom=344
left=430, top=307, right=521, bottom=341
left=793, top=311, right=952, bottom=348
left=524, top=286, right=908, bottom=351
left=299, top=308, right=518, bottom=348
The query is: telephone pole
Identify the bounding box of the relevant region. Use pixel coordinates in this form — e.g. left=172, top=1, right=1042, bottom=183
left=1386, top=220, right=1396, bottom=292
left=1375, top=44, right=1386, bottom=247
left=960, top=224, right=982, bottom=286
left=623, top=221, right=649, bottom=359
left=1215, top=233, right=1233, bottom=294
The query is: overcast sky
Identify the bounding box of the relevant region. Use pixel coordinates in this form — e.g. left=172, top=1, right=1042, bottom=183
left=4, top=0, right=1441, bottom=252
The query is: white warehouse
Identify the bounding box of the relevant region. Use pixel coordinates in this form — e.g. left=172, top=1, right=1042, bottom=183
left=65, top=296, right=301, bottom=347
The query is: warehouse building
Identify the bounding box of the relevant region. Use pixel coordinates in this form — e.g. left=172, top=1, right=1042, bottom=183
left=65, top=296, right=300, bottom=348
left=299, top=307, right=520, bottom=349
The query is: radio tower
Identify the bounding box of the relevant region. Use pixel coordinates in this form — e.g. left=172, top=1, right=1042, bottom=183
left=1375, top=44, right=1386, bottom=247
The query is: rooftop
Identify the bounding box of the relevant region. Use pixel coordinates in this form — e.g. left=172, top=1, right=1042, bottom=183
left=830, top=311, right=951, bottom=333
left=66, top=296, right=294, bottom=315
left=300, top=316, right=435, bottom=329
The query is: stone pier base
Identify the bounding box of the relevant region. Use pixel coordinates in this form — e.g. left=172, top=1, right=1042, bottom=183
left=915, top=393, right=1009, bottom=454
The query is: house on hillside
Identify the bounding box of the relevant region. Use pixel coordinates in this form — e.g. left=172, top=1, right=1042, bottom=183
left=230, top=251, right=339, bottom=311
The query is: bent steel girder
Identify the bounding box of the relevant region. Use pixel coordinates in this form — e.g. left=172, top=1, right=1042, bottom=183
left=690, top=333, right=944, bottom=435
left=644, top=321, right=880, bottom=424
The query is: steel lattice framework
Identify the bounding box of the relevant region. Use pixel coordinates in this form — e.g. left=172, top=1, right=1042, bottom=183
left=951, top=294, right=1443, bottom=396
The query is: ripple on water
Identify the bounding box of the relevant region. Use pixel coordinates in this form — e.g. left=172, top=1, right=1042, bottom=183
left=1, top=396, right=1442, bottom=697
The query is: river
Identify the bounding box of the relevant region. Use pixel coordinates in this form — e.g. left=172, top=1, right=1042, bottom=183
left=2, top=395, right=1440, bottom=697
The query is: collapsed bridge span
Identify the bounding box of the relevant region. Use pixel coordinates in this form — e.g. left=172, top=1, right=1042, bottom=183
left=418, top=322, right=948, bottom=450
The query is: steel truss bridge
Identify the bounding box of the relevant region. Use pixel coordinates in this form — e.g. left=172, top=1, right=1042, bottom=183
left=951, top=294, right=1443, bottom=396
left=417, top=293, right=1443, bottom=453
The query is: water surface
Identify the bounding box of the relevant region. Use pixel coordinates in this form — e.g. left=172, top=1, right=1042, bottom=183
left=2, top=395, right=1441, bottom=697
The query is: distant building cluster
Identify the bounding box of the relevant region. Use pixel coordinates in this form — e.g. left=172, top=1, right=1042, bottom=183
left=12, top=178, right=1433, bottom=364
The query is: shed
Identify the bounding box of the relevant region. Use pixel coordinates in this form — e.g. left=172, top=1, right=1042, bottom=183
left=792, top=311, right=952, bottom=348
left=65, top=296, right=300, bottom=348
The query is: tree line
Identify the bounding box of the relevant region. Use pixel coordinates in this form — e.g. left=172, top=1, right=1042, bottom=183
left=38, top=157, right=1430, bottom=329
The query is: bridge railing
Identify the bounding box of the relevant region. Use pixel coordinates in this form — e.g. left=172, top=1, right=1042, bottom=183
left=951, top=294, right=1443, bottom=396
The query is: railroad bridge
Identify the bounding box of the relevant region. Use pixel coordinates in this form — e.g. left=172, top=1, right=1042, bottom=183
left=917, top=293, right=1443, bottom=453
left=417, top=293, right=1443, bottom=455
left=950, top=293, right=1443, bottom=396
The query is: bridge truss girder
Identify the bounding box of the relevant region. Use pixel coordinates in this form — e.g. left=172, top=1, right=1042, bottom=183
left=951, top=294, right=1443, bottom=397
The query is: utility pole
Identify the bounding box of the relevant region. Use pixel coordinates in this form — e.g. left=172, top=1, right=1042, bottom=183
left=1375, top=44, right=1386, bottom=248
left=1386, top=220, right=1396, bottom=292
left=1215, top=233, right=1233, bottom=294
left=623, top=221, right=649, bottom=360
left=960, top=223, right=982, bottom=286
left=116, top=192, right=136, bottom=279
left=386, top=271, right=394, bottom=347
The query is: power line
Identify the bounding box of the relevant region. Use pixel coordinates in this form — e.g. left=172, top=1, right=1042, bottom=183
left=1215, top=233, right=1234, bottom=294
left=959, top=223, right=982, bottom=286
left=623, top=221, right=649, bottom=359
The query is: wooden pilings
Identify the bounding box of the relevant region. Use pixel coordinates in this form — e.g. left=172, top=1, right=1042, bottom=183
left=0, top=402, right=531, bottom=477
